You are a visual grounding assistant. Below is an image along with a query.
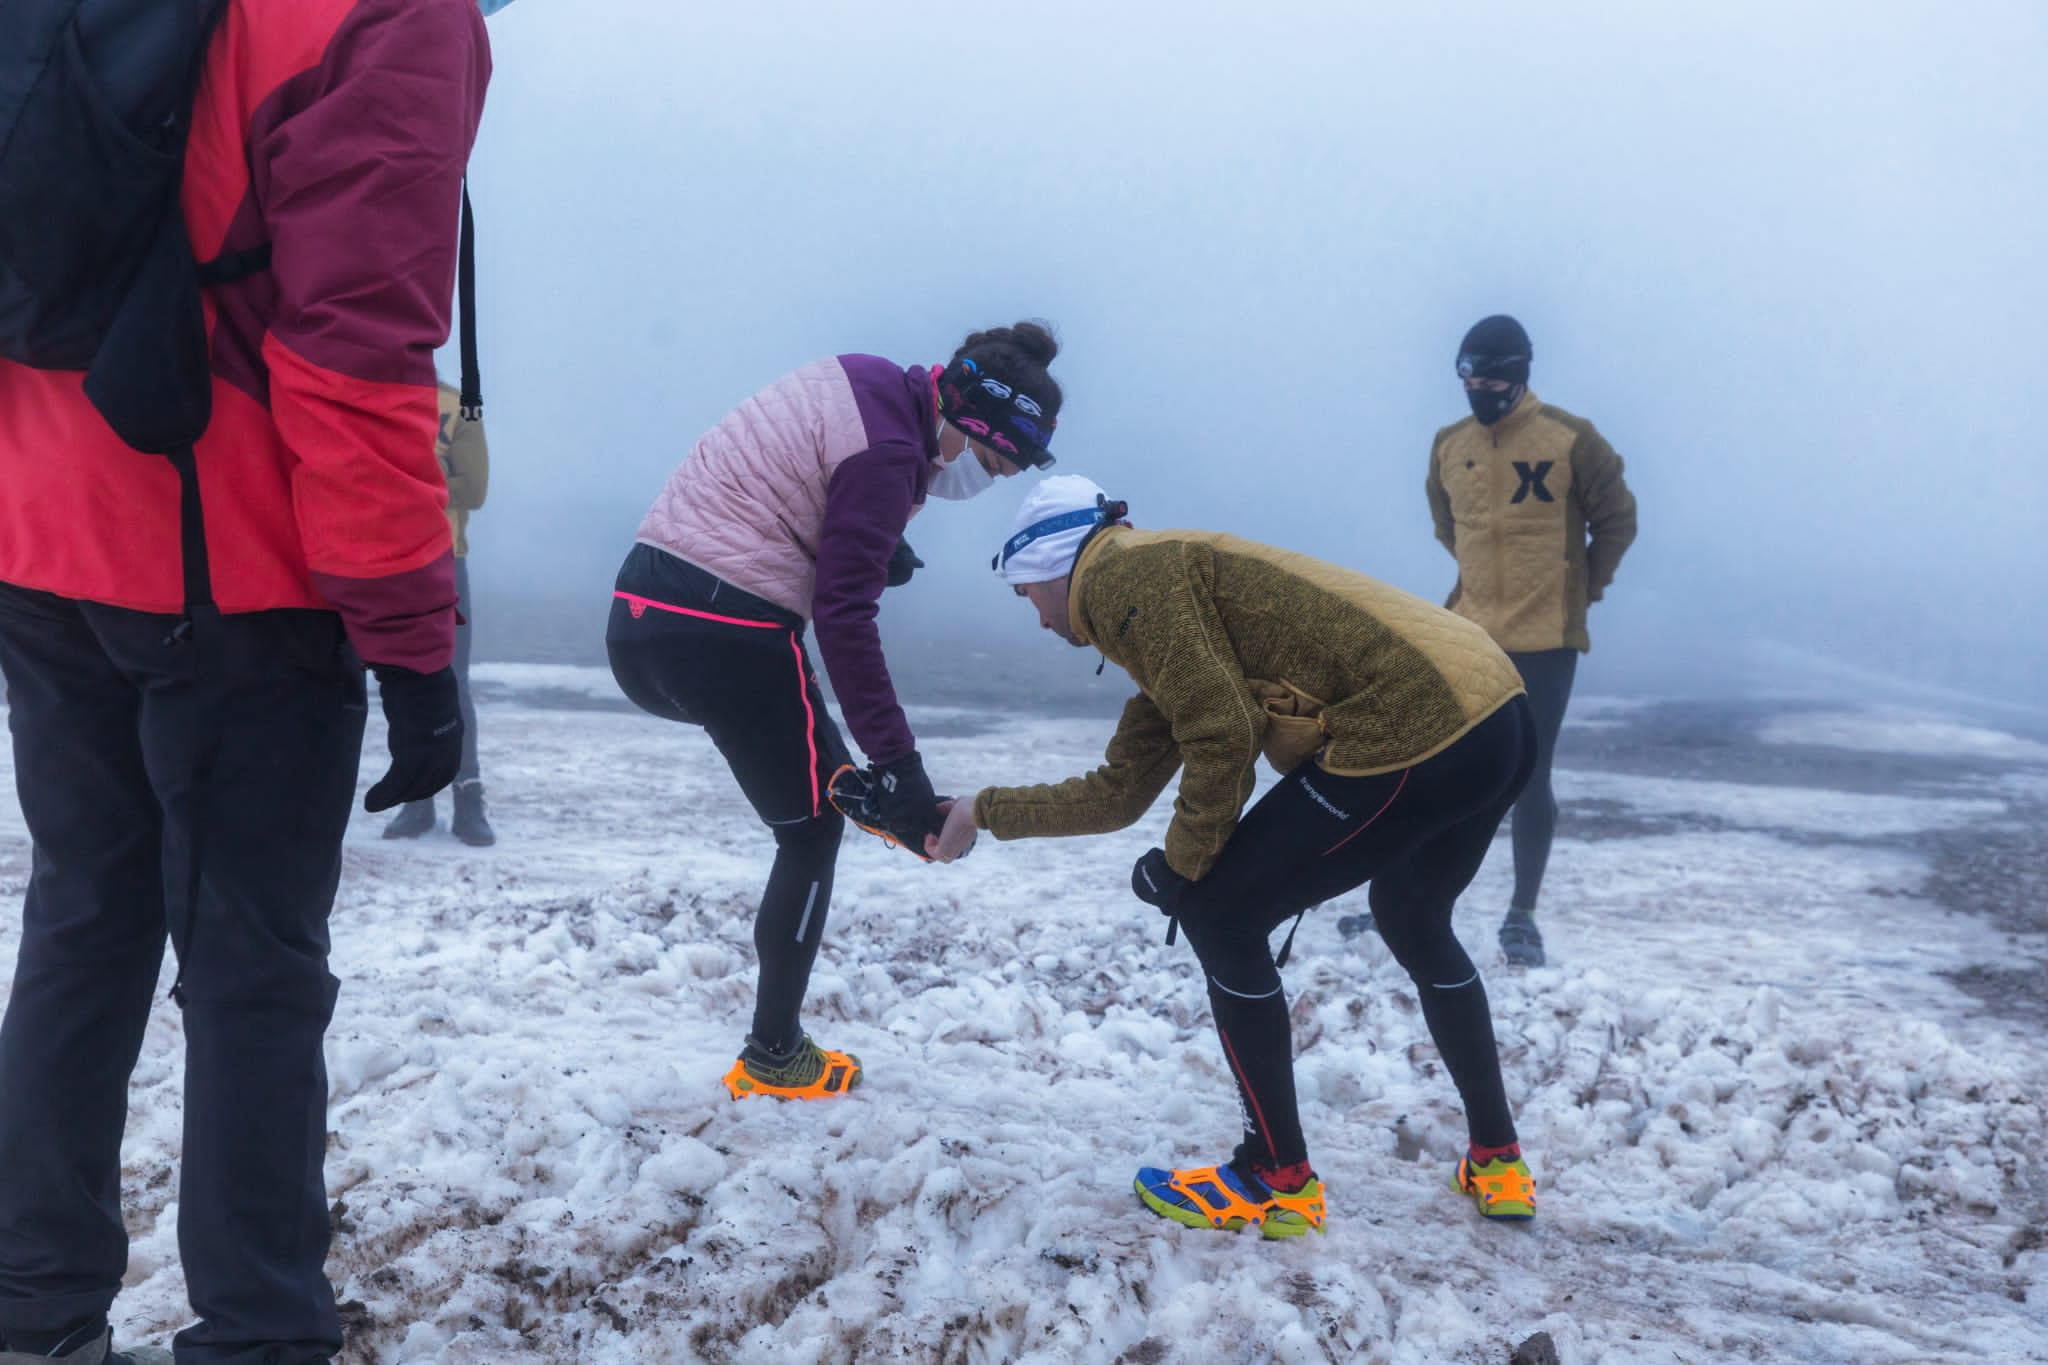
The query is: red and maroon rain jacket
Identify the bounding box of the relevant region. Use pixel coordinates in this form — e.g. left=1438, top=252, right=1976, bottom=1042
left=0, top=0, right=491, bottom=672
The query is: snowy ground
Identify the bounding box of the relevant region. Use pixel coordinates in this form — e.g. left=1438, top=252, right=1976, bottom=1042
left=1, top=671, right=2045, bottom=1364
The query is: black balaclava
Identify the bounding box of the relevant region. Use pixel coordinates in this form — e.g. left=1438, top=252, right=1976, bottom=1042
left=1457, top=314, right=1532, bottom=426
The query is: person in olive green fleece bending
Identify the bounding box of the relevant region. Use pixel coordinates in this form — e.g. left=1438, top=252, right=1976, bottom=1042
left=929, top=476, right=1543, bottom=1235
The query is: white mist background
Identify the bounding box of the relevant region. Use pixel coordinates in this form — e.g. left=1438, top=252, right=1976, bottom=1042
left=447, top=0, right=2048, bottom=713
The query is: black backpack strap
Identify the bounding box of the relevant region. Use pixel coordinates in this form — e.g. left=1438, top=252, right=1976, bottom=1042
left=196, top=243, right=271, bottom=286
left=457, top=181, right=482, bottom=419
left=163, top=441, right=221, bottom=1008
left=167, top=443, right=214, bottom=614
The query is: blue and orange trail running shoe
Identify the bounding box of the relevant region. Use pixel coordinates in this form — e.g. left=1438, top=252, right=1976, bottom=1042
left=721, top=1035, right=862, bottom=1101
left=1135, top=1158, right=1327, bottom=1240
left=1454, top=1150, right=1537, bottom=1221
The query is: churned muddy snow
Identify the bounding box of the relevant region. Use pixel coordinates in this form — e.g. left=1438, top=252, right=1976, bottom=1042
left=1, top=678, right=2044, bottom=1363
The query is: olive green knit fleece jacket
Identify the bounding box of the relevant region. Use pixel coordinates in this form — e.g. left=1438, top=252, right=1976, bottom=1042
left=973, top=528, right=1524, bottom=879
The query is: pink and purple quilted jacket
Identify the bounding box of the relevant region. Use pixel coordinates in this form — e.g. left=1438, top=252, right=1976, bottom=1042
left=635, top=354, right=940, bottom=763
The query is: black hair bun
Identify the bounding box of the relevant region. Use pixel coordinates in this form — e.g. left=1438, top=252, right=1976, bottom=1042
left=957, top=320, right=1059, bottom=366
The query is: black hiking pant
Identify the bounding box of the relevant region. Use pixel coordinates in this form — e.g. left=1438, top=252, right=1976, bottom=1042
left=606, top=545, right=850, bottom=1055
left=1172, top=697, right=1536, bottom=1173
left=1504, top=648, right=1577, bottom=912
left=0, top=584, right=363, bottom=1365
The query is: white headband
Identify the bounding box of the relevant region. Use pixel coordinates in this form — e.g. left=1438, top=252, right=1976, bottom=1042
left=993, top=475, right=1112, bottom=585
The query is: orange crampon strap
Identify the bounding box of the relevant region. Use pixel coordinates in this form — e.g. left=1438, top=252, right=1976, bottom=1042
left=721, top=1048, right=862, bottom=1101
left=826, top=763, right=935, bottom=862
left=1266, top=1180, right=1326, bottom=1230
left=1455, top=1155, right=1537, bottom=1219
left=1157, top=1165, right=1274, bottom=1230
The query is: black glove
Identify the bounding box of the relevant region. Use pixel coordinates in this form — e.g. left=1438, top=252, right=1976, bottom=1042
left=365, top=664, right=463, bottom=812
left=885, top=537, right=925, bottom=589
left=872, top=749, right=945, bottom=843
left=1131, top=846, right=1188, bottom=914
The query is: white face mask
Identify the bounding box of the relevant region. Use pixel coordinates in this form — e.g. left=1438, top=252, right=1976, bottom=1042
left=926, top=448, right=996, bottom=501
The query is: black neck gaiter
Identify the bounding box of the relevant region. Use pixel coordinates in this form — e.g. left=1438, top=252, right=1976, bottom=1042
left=1468, top=383, right=1524, bottom=426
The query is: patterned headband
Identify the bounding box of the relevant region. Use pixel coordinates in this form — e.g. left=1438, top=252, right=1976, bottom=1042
left=937, top=356, right=1057, bottom=468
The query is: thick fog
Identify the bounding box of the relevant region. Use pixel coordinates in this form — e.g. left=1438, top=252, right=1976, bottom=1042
left=450, top=0, right=2048, bottom=717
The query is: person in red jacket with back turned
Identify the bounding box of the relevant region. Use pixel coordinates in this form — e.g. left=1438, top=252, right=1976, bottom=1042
left=0, top=2, right=489, bottom=1361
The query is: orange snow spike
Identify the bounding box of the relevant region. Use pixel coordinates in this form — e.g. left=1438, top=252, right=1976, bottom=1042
left=1266, top=1179, right=1327, bottom=1232
left=1454, top=1153, right=1537, bottom=1221
left=1138, top=1164, right=1272, bottom=1232
left=826, top=763, right=935, bottom=862
left=721, top=1042, right=863, bottom=1102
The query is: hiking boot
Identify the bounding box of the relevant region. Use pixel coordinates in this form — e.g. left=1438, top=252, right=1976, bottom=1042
left=1453, top=1150, right=1537, bottom=1221
left=1134, top=1155, right=1326, bottom=1240
left=1498, top=908, right=1545, bottom=966
left=0, top=1324, right=172, bottom=1365
left=721, top=1034, right=862, bottom=1100
left=381, top=798, right=435, bottom=839
left=451, top=779, right=496, bottom=847
left=1335, top=911, right=1375, bottom=940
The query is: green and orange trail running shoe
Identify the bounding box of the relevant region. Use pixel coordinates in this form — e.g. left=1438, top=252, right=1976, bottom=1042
left=1454, top=1151, right=1537, bottom=1221
left=1135, top=1159, right=1327, bottom=1240
left=721, top=1035, right=862, bottom=1101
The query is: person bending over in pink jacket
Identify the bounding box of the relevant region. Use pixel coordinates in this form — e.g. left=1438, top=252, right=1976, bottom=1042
left=607, top=322, right=1062, bottom=1100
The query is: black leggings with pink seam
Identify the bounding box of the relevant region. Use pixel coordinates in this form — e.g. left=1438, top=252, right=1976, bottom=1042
left=605, top=543, right=851, bottom=1055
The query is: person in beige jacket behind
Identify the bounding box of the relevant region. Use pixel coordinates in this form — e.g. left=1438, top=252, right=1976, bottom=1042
left=384, top=381, right=496, bottom=845
left=1401, top=314, right=1637, bottom=966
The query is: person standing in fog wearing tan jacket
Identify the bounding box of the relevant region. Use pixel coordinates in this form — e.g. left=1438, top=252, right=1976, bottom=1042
left=384, top=382, right=497, bottom=846
left=1414, top=314, right=1637, bottom=967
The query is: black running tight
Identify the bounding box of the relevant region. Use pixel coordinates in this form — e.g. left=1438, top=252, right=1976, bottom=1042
left=1172, top=698, right=1536, bottom=1172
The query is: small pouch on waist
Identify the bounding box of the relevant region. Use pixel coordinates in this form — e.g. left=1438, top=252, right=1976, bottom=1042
left=1251, top=678, right=1328, bottom=772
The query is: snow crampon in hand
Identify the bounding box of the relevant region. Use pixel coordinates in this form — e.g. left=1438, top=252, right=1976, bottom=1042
left=827, top=762, right=948, bottom=862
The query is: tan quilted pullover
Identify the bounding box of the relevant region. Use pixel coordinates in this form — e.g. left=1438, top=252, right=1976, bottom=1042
left=1426, top=390, right=1638, bottom=653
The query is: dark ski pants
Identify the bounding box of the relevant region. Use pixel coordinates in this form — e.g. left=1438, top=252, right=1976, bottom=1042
left=1172, top=697, right=1537, bottom=1173
left=0, top=585, right=363, bottom=1365
left=607, top=545, right=849, bottom=1055
left=1504, top=648, right=1576, bottom=913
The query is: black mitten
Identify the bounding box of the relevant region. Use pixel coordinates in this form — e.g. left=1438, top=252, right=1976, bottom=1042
left=872, top=749, right=944, bottom=842
left=365, top=665, right=463, bottom=812
left=1132, top=846, right=1191, bottom=945
left=886, top=538, right=925, bottom=589
left=1131, top=846, right=1188, bottom=913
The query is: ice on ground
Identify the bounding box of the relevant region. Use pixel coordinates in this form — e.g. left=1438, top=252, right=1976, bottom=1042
left=1558, top=768, right=2007, bottom=838
left=469, top=661, right=631, bottom=708
left=1559, top=696, right=1653, bottom=731
left=1759, top=708, right=2048, bottom=765
left=0, top=698, right=2044, bottom=1363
